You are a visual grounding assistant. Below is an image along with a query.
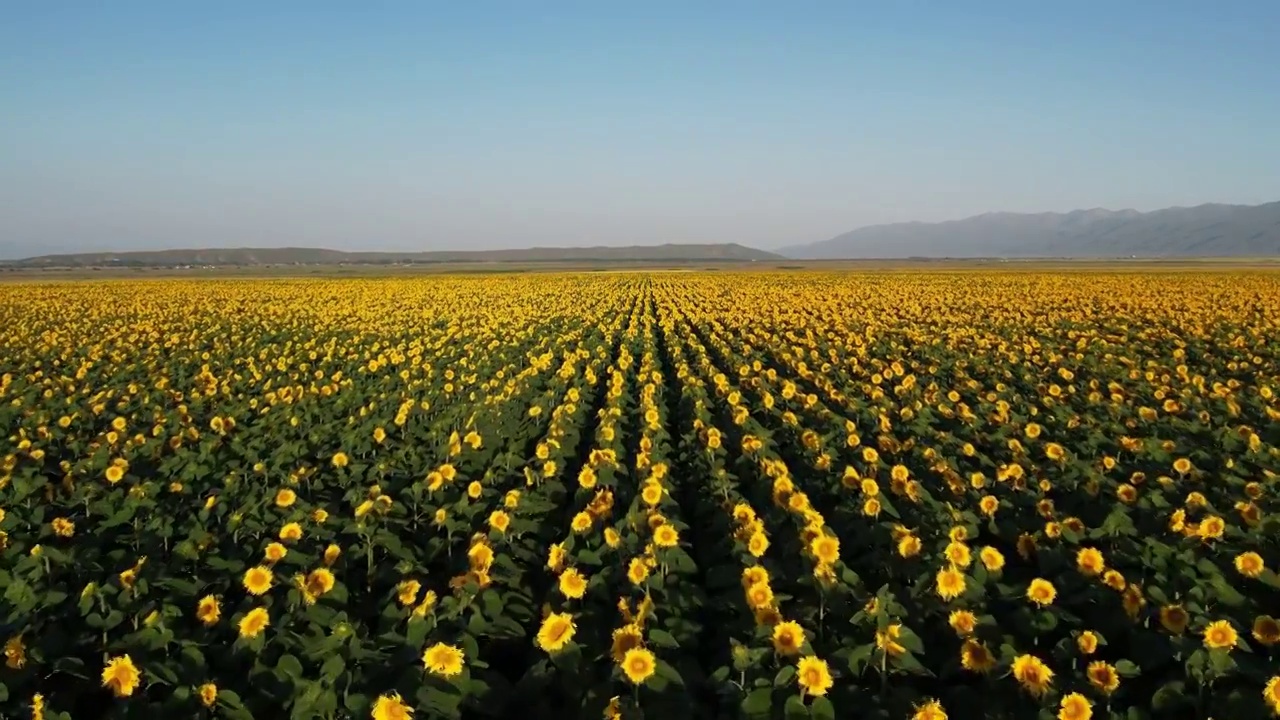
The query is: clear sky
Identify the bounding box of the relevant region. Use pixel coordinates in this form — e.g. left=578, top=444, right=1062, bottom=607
left=3, top=1, right=1279, bottom=258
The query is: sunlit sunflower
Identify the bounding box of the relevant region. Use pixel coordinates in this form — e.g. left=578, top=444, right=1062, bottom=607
left=243, top=566, right=274, bottom=596
left=912, top=699, right=948, bottom=720
left=371, top=692, right=413, bottom=720
left=196, top=595, right=221, bottom=626
left=936, top=566, right=966, bottom=601
left=1026, top=578, right=1056, bottom=607
left=1011, top=654, right=1053, bottom=696
left=1235, top=551, right=1265, bottom=578
left=948, top=610, right=977, bottom=636
left=1076, top=548, right=1105, bottom=576
left=537, top=612, right=576, bottom=653
left=1086, top=661, right=1119, bottom=694
left=238, top=607, right=270, bottom=639
left=1058, top=692, right=1092, bottom=720
left=771, top=621, right=805, bottom=656
left=422, top=643, right=465, bottom=677
left=621, top=647, right=656, bottom=685
left=101, top=654, right=141, bottom=697
left=795, top=656, right=833, bottom=696
left=559, top=568, right=588, bottom=599
left=1203, top=620, right=1238, bottom=650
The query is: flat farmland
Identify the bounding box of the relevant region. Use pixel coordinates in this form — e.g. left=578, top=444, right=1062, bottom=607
left=1, top=271, right=1278, bottom=720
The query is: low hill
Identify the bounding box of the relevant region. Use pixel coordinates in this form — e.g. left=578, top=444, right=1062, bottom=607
left=5, top=243, right=781, bottom=268
left=783, top=201, right=1280, bottom=259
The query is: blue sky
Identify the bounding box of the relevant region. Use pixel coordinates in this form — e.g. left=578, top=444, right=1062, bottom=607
left=3, top=1, right=1279, bottom=257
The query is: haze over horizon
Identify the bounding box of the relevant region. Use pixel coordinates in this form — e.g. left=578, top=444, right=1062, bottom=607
left=4, top=2, right=1280, bottom=260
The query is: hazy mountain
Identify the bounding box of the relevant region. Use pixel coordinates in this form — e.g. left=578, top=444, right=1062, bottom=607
left=784, top=201, right=1280, bottom=259
left=4, top=243, right=782, bottom=268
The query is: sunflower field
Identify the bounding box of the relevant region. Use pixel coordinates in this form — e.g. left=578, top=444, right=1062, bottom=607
left=2, top=271, right=1279, bottom=720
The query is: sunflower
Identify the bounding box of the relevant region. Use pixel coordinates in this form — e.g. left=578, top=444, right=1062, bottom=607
left=959, top=639, right=995, bottom=673
left=1011, top=654, right=1053, bottom=696
left=279, top=522, right=303, bottom=542
left=371, top=692, right=413, bottom=720
left=742, top=566, right=770, bottom=588
left=243, top=566, right=274, bottom=596
left=323, top=544, right=342, bottom=566
left=467, top=482, right=483, bottom=500
left=238, top=607, right=270, bottom=638
left=4, top=635, right=26, bottom=669
left=1076, top=630, right=1099, bottom=654
left=771, top=621, right=805, bottom=656
left=539, top=545, right=564, bottom=574
left=795, top=656, right=833, bottom=696
left=935, top=566, right=966, bottom=601
left=978, top=495, right=999, bottom=516
left=1172, top=457, right=1191, bottom=475
left=332, top=452, right=349, bottom=468
left=571, top=512, right=593, bottom=533
left=559, top=568, right=588, bottom=599
left=1235, top=551, right=1265, bottom=578
left=396, top=579, right=421, bottom=606
left=422, top=643, right=465, bottom=677
left=912, top=700, right=948, bottom=720
left=948, top=610, right=977, bottom=637
left=1058, top=692, right=1092, bottom=720
left=627, top=558, right=650, bottom=586
left=101, top=654, right=141, bottom=697
left=1087, top=661, right=1119, bottom=694
left=1102, top=570, right=1126, bottom=591
left=1026, top=578, right=1056, bottom=607
left=653, top=524, right=679, bottom=548
left=875, top=624, right=906, bottom=656
left=1253, top=615, right=1280, bottom=646
left=1203, top=620, right=1238, bottom=650
left=944, top=542, right=972, bottom=568
left=610, top=624, right=643, bottom=663
left=304, top=568, right=335, bottom=598
left=640, top=483, right=663, bottom=507
left=537, top=612, right=576, bottom=653
left=1076, top=548, right=1105, bottom=576
left=979, top=547, right=1005, bottom=572
left=621, top=647, right=656, bottom=685
left=746, top=581, right=774, bottom=610
left=488, top=510, right=511, bottom=534
left=1160, top=604, right=1189, bottom=634
left=747, top=531, right=769, bottom=557
left=264, top=542, right=288, bottom=564
left=274, top=488, right=296, bottom=507
left=1265, top=676, right=1280, bottom=714
left=196, top=595, right=221, bottom=626
left=199, top=683, right=218, bottom=708
left=898, top=535, right=923, bottom=558
left=810, top=534, right=840, bottom=565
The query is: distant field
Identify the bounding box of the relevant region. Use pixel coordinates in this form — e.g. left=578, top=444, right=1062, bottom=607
left=3, top=256, right=1279, bottom=281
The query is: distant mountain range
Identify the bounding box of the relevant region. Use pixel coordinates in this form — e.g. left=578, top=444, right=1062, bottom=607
left=4, top=243, right=782, bottom=268
left=784, top=201, right=1280, bottom=259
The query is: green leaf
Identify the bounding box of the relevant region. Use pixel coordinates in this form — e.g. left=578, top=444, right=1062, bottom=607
left=784, top=694, right=808, bottom=720
left=742, top=688, right=773, bottom=718
left=276, top=654, right=305, bottom=681
left=847, top=644, right=874, bottom=675
left=810, top=696, right=836, bottom=720
left=775, top=665, right=797, bottom=688
left=1115, top=659, right=1141, bottom=677
left=648, top=629, right=679, bottom=649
